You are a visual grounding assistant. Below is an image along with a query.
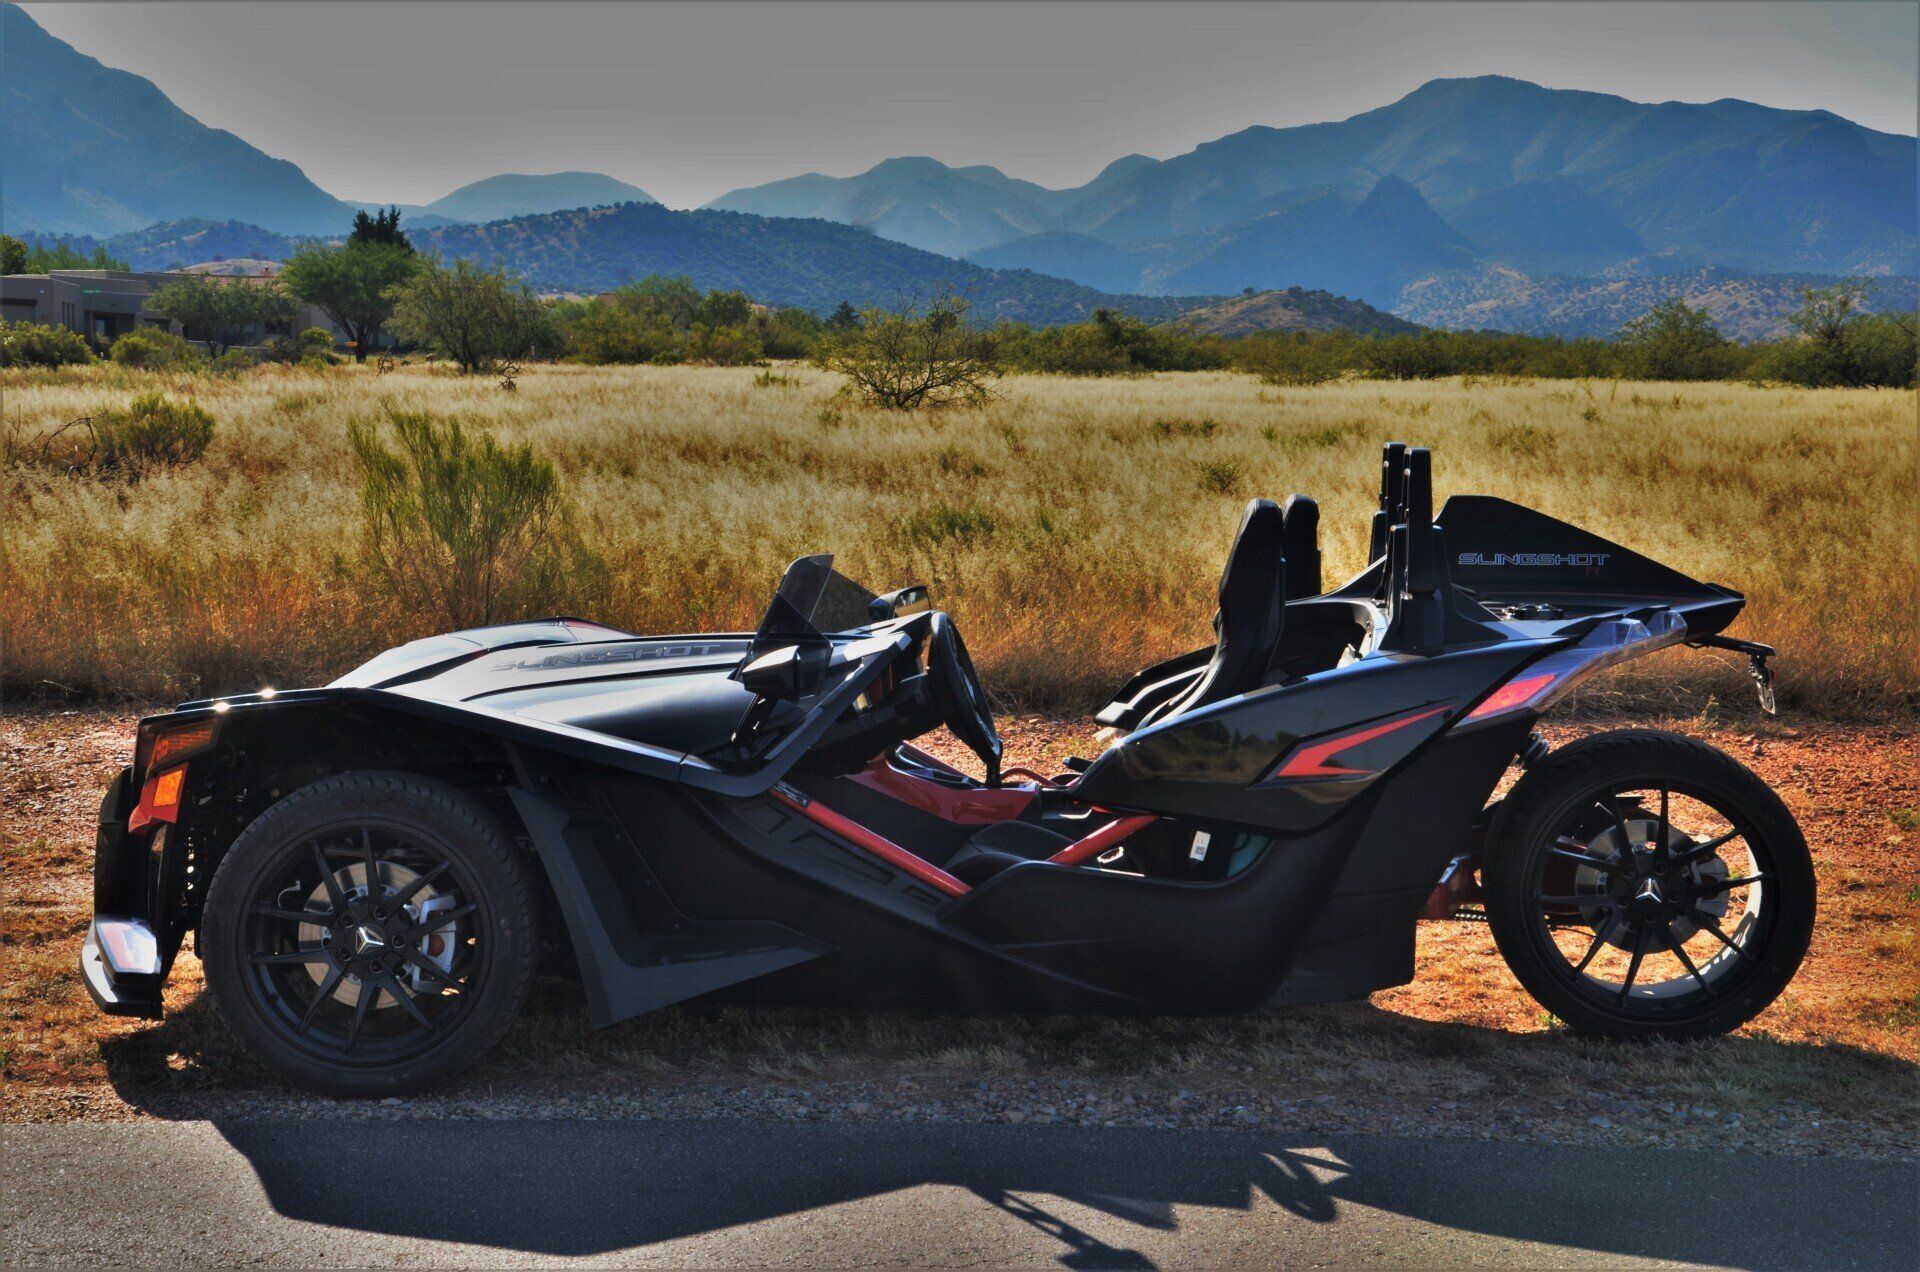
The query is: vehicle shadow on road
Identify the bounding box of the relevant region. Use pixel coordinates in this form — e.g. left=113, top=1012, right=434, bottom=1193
left=95, top=995, right=1917, bottom=1266
left=181, top=1118, right=1915, bottom=1266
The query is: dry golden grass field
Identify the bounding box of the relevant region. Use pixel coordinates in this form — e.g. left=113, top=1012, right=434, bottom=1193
left=3, top=361, right=1915, bottom=713
left=1, top=362, right=1915, bottom=1152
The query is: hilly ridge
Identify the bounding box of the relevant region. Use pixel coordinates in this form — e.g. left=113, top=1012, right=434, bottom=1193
left=413, top=202, right=1214, bottom=324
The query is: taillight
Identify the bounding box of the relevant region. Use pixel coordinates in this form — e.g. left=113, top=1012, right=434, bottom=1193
left=135, top=717, right=219, bottom=778
left=1452, top=611, right=1690, bottom=731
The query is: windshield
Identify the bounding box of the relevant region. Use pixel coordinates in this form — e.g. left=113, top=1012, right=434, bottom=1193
left=750, top=555, right=880, bottom=654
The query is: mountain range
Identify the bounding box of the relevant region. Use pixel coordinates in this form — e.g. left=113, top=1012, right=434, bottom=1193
left=4, top=1, right=1914, bottom=336
left=711, top=76, right=1916, bottom=307
left=410, top=202, right=1211, bottom=325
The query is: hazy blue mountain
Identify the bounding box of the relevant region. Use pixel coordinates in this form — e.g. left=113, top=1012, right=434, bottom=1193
left=1174, top=287, right=1421, bottom=336
left=421, top=172, right=656, bottom=225
left=348, top=202, right=468, bottom=231
left=1065, top=75, right=1916, bottom=277
left=712, top=75, right=1916, bottom=292
left=0, top=3, right=357, bottom=236
left=966, top=232, right=1155, bottom=294
left=1395, top=264, right=1920, bottom=340
left=705, top=156, right=1066, bottom=258
left=415, top=202, right=1209, bottom=323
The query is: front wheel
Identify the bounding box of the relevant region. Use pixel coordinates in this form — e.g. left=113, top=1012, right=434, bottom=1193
left=1483, top=730, right=1814, bottom=1040
left=200, top=771, right=539, bottom=1096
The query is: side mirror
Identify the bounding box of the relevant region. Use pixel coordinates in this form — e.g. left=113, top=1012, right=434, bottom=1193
left=739, top=643, right=828, bottom=699
left=869, top=585, right=931, bottom=622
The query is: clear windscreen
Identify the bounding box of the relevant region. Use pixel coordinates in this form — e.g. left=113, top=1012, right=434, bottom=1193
left=751, top=555, right=880, bottom=653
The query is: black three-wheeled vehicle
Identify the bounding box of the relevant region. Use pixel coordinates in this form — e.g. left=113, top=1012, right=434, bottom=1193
left=83, top=444, right=1814, bottom=1094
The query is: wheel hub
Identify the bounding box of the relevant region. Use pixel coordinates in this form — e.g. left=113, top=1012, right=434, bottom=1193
left=294, top=860, right=455, bottom=1008
left=1574, top=819, right=1729, bottom=950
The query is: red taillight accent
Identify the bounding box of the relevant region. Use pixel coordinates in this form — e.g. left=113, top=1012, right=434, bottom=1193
left=129, top=766, right=187, bottom=832
left=1466, top=672, right=1558, bottom=721
left=1271, top=705, right=1450, bottom=780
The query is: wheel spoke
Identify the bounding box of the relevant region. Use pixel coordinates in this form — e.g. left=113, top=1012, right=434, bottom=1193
left=398, top=902, right=476, bottom=938
left=389, top=862, right=449, bottom=908
left=255, top=905, right=334, bottom=924
left=1616, top=926, right=1651, bottom=1005
left=1600, top=794, right=1638, bottom=851
left=1698, top=873, right=1769, bottom=897
left=251, top=948, right=333, bottom=966
left=311, top=841, right=346, bottom=908
left=1572, top=910, right=1623, bottom=975
left=399, top=947, right=466, bottom=991
left=1693, top=911, right=1755, bottom=964
left=296, top=965, right=344, bottom=1034
left=344, top=979, right=375, bottom=1053
left=1655, top=788, right=1670, bottom=848
left=360, top=827, right=383, bottom=902
left=374, top=973, right=437, bottom=1032
left=1659, top=924, right=1716, bottom=998
left=1550, top=838, right=1619, bottom=872
left=1675, top=827, right=1740, bottom=865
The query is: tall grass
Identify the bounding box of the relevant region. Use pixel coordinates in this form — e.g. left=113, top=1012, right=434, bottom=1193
left=2, top=361, right=1914, bottom=714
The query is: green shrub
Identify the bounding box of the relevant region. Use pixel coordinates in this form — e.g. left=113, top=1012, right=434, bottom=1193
left=1233, top=333, right=1350, bottom=386
left=1, top=320, right=95, bottom=368
left=816, top=294, right=1001, bottom=410
left=96, top=392, right=216, bottom=468
left=109, top=327, right=203, bottom=370
left=299, top=327, right=337, bottom=359
left=347, top=410, right=592, bottom=628
left=211, top=348, right=259, bottom=375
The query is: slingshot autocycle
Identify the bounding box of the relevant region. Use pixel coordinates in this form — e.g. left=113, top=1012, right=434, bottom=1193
left=82, top=443, right=1814, bottom=1095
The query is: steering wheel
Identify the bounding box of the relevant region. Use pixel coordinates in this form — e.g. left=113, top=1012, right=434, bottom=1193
left=926, top=611, right=1003, bottom=787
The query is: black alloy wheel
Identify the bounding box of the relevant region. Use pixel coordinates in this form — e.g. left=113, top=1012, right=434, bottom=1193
left=201, top=771, right=538, bottom=1096
left=1484, top=730, right=1815, bottom=1040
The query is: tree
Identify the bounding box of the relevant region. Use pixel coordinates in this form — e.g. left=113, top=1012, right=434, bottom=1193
left=815, top=293, right=1001, bottom=409
left=1755, top=280, right=1915, bottom=388
left=1615, top=298, right=1734, bottom=380
left=350, top=206, right=413, bottom=253
left=1, top=234, right=25, bottom=275
left=147, top=274, right=296, bottom=355
left=18, top=239, right=130, bottom=272
left=388, top=258, right=546, bottom=373
left=826, top=301, right=862, bottom=333
left=280, top=242, right=418, bottom=361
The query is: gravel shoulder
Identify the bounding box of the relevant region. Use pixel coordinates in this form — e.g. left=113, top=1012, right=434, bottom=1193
left=4, top=708, right=1915, bottom=1163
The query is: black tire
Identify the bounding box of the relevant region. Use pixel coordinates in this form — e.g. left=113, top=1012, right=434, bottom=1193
left=200, top=771, right=539, bottom=1096
left=1483, top=729, right=1814, bottom=1040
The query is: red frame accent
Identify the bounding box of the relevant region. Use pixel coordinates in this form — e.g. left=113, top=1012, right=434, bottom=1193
left=1270, top=705, right=1450, bottom=781
left=1048, top=814, right=1158, bottom=866
left=846, top=754, right=1038, bottom=824
left=770, top=787, right=972, bottom=897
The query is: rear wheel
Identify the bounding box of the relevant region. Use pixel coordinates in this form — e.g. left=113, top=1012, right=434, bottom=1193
left=201, top=771, right=538, bottom=1096
left=1483, top=730, right=1814, bottom=1040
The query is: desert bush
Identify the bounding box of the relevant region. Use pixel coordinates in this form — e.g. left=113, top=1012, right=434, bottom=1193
left=1233, top=332, right=1352, bottom=386
left=107, top=327, right=202, bottom=370
left=90, top=392, right=216, bottom=469
left=347, top=410, right=590, bottom=628
left=816, top=294, right=1001, bottom=409
left=299, top=327, right=337, bottom=359
left=1751, top=283, right=1917, bottom=388
left=211, top=348, right=260, bottom=375
left=1, top=320, right=95, bottom=368
left=1616, top=299, right=1744, bottom=380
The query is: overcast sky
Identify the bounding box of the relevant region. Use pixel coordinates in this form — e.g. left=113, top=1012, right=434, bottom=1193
left=22, top=1, right=1918, bottom=208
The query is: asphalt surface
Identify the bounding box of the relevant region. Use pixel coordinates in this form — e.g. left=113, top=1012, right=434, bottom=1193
left=3, top=1118, right=1913, bottom=1268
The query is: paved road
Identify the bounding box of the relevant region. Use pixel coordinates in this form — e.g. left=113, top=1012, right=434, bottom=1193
left=3, top=1119, right=1913, bottom=1267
